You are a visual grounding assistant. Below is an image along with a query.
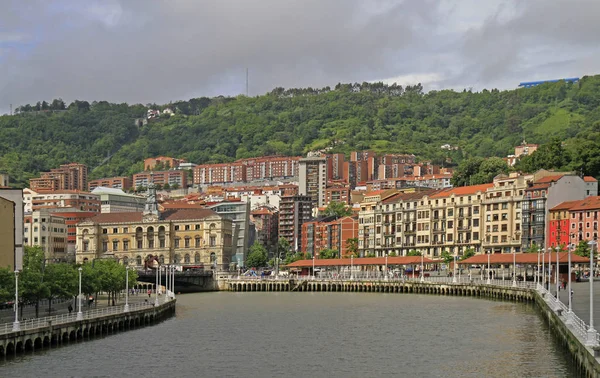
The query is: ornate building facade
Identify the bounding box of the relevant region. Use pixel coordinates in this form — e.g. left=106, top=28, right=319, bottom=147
left=75, top=183, right=233, bottom=269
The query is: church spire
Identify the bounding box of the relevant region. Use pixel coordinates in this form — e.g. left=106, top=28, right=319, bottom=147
left=143, top=171, right=160, bottom=221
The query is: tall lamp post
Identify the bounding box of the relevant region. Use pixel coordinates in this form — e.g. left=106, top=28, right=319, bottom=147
left=536, top=248, right=540, bottom=287
left=12, top=270, right=20, bottom=332
left=312, top=256, right=315, bottom=280
left=124, top=266, right=130, bottom=312
left=512, top=248, right=517, bottom=287
left=541, top=248, right=545, bottom=292
left=384, top=253, right=388, bottom=281
left=154, top=263, right=159, bottom=307
left=586, top=240, right=598, bottom=346
left=452, top=254, right=457, bottom=283
left=420, top=254, right=424, bottom=283
left=555, top=246, right=560, bottom=308
left=77, top=267, right=83, bottom=320
left=548, top=248, right=552, bottom=295
left=486, top=251, right=491, bottom=285
left=566, top=243, right=573, bottom=324
left=350, top=255, right=354, bottom=280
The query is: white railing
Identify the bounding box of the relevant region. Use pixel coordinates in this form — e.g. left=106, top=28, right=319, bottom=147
left=0, top=302, right=155, bottom=335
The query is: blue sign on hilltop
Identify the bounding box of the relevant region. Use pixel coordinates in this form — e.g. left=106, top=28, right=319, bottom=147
left=518, top=77, right=580, bottom=88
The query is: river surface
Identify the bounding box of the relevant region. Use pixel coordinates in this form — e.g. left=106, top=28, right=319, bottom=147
left=1, top=292, right=578, bottom=377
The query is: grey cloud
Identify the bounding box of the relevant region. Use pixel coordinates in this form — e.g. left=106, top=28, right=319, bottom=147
left=0, top=0, right=599, bottom=113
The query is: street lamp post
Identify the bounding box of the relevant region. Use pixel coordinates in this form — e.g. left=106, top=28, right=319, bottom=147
left=536, top=249, right=540, bottom=287
left=385, top=253, right=388, bottom=281
left=77, top=267, right=83, bottom=320
left=586, top=240, right=598, bottom=346
left=566, top=244, right=573, bottom=325
left=154, top=264, right=159, bottom=307
left=512, top=248, right=517, bottom=287
left=124, top=266, right=130, bottom=312
left=548, top=248, right=552, bottom=296
left=541, top=249, right=545, bottom=292
left=164, top=265, right=170, bottom=304
left=420, top=254, right=424, bottom=283
left=555, top=246, right=560, bottom=308
left=452, top=254, right=457, bottom=283
left=171, top=265, right=176, bottom=299
left=312, top=256, right=315, bottom=280
left=486, top=252, right=491, bottom=285
left=12, top=270, right=20, bottom=332
left=350, top=255, right=354, bottom=280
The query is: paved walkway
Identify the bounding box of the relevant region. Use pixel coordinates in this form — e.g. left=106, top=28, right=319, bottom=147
left=553, top=281, right=600, bottom=330
left=0, top=292, right=163, bottom=324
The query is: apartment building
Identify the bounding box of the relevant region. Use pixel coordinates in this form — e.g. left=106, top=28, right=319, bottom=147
left=133, top=170, right=187, bottom=189
left=278, top=195, right=313, bottom=252
left=250, top=206, right=279, bottom=256
left=193, top=156, right=300, bottom=185
left=88, top=176, right=132, bottom=191
left=549, top=196, right=600, bottom=248
left=194, top=162, right=246, bottom=185
left=325, top=153, right=345, bottom=181
left=324, top=184, right=351, bottom=205
left=208, top=200, right=251, bottom=267
left=23, top=210, right=68, bottom=260
left=357, top=189, right=405, bottom=257
left=299, top=157, right=327, bottom=209
left=301, top=216, right=358, bottom=258
left=30, top=163, right=88, bottom=192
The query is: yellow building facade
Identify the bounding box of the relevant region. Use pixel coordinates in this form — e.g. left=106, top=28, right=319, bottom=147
left=0, top=196, right=15, bottom=269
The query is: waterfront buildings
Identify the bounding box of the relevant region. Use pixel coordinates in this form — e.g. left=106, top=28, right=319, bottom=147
left=30, top=163, right=88, bottom=192
left=208, top=200, right=251, bottom=267
left=549, top=196, right=600, bottom=248
left=250, top=206, right=279, bottom=256
left=88, top=176, right=132, bottom=192
left=0, top=188, right=24, bottom=270
left=76, top=184, right=234, bottom=270
left=193, top=156, right=300, bottom=185
left=23, top=210, right=67, bottom=260
left=355, top=171, right=594, bottom=259
left=91, top=187, right=146, bottom=213
left=299, top=157, right=327, bottom=209
left=25, top=190, right=101, bottom=213
left=301, top=216, right=358, bottom=258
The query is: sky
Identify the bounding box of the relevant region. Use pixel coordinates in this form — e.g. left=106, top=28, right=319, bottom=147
left=1, top=0, right=599, bottom=114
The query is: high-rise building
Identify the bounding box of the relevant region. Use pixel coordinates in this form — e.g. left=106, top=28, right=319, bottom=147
left=88, top=176, right=132, bottom=191
left=299, top=157, right=327, bottom=209
left=250, top=206, right=279, bottom=257
left=208, top=200, right=251, bottom=267
left=133, top=170, right=187, bottom=189
left=30, top=163, right=88, bottom=192
left=23, top=210, right=68, bottom=260
left=279, top=195, right=313, bottom=251
left=301, top=216, right=358, bottom=258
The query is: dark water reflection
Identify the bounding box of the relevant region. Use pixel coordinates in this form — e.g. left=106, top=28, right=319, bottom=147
left=1, top=292, right=578, bottom=377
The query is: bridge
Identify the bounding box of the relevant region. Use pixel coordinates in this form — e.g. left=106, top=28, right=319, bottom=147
left=136, top=269, right=215, bottom=293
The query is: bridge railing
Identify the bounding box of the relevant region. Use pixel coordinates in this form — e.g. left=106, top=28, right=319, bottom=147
left=0, top=301, right=155, bottom=336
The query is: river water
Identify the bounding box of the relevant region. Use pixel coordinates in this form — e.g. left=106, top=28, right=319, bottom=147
left=1, top=292, right=577, bottom=377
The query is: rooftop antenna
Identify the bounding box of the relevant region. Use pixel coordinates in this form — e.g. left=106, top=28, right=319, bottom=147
left=246, top=68, right=249, bottom=97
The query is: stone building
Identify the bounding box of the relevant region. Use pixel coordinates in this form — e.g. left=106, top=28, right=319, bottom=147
left=76, top=183, right=233, bottom=270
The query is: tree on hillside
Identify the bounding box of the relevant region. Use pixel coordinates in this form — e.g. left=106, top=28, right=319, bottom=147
left=451, top=157, right=509, bottom=187
left=516, top=139, right=570, bottom=173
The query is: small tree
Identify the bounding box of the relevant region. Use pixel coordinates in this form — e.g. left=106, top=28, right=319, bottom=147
left=388, top=251, right=397, bottom=257
left=44, top=263, right=77, bottom=313
left=163, top=183, right=171, bottom=190
left=526, top=244, right=540, bottom=253
left=574, top=240, right=594, bottom=257
left=407, top=250, right=422, bottom=256
left=460, top=248, right=476, bottom=261
left=345, top=238, right=358, bottom=257
left=246, top=242, right=268, bottom=268
left=319, top=249, right=338, bottom=259
left=324, top=201, right=353, bottom=218
left=440, top=250, right=454, bottom=264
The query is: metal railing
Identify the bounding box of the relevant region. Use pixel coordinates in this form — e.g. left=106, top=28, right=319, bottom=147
left=0, top=301, right=155, bottom=335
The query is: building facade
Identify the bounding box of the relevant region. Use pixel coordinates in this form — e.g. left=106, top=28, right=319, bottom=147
left=91, top=187, right=146, bottom=213
left=23, top=210, right=68, bottom=260
left=144, top=156, right=187, bottom=171
left=301, top=216, right=358, bottom=258
left=279, top=195, right=313, bottom=252
left=88, top=176, right=132, bottom=192
left=76, top=184, right=233, bottom=270
left=0, top=188, right=24, bottom=270
left=250, top=206, right=279, bottom=257
left=208, top=200, right=251, bottom=267
left=299, top=157, right=327, bottom=209
left=30, top=163, right=88, bottom=192
left=133, top=170, right=187, bottom=189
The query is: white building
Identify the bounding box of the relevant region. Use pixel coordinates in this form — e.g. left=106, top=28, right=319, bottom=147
left=91, top=187, right=146, bottom=213
left=23, top=209, right=68, bottom=260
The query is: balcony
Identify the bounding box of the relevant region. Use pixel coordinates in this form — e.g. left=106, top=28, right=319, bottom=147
left=432, top=228, right=446, bottom=233
left=484, top=196, right=512, bottom=203
left=456, top=240, right=472, bottom=245
left=457, top=226, right=471, bottom=231
left=404, top=229, right=416, bottom=235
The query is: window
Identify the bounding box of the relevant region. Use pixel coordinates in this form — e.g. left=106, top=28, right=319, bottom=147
left=185, top=225, right=190, bottom=231
left=113, top=228, right=118, bottom=234
left=473, top=232, right=479, bottom=240
left=123, top=227, right=128, bottom=233
left=184, top=254, right=191, bottom=263
left=137, top=239, right=143, bottom=249
left=174, top=238, right=180, bottom=248
left=447, top=209, right=453, bottom=217
left=136, top=255, right=142, bottom=265
left=123, top=240, right=129, bottom=251
left=210, top=236, right=216, bottom=247
left=210, top=252, right=216, bottom=263
left=473, top=219, right=479, bottom=227
left=83, top=241, right=89, bottom=252
left=160, top=239, right=165, bottom=248
left=195, top=224, right=200, bottom=230
left=195, top=253, right=200, bottom=263
left=447, top=221, right=453, bottom=228
left=195, top=237, right=201, bottom=247
left=501, top=224, right=507, bottom=232
left=501, top=203, right=508, bottom=210
left=34, top=237, right=38, bottom=243
left=102, top=241, right=108, bottom=252
left=174, top=225, right=179, bottom=231
left=185, top=237, right=190, bottom=248
left=102, top=228, right=108, bottom=234
left=113, top=240, right=119, bottom=251
left=501, top=213, right=508, bottom=221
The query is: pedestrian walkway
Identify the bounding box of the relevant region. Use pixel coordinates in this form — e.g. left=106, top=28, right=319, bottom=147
left=556, top=281, right=600, bottom=332
left=0, top=291, right=165, bottom=324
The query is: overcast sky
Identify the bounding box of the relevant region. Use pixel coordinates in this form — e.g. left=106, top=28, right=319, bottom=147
left=1, top=0, right=599, bottom=114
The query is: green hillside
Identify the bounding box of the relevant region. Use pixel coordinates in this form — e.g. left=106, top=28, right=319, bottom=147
left=1, top=76, right=600, bottom=188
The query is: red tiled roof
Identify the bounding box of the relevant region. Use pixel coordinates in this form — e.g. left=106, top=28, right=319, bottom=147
left=536, top=175, right=564, bottom=183
left=526, top=183, right=550, bottom=191
left=584, top=176, right=598, bottom=182
left=430, top=183, right=493, bottom=198
left=286, top=256, right=436, bottom=268
left=550, top=200, right=584, bottom=212
left=84, top=208, right=218, bottom=223
left=382, top=189, right=437, bottom=204
left=459, top=252, right=589, bottom=265
left=569, top=196, right=600, bottom=211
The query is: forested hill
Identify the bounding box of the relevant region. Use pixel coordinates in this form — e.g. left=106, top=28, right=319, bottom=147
left=1, top=76, right=600, bottom=188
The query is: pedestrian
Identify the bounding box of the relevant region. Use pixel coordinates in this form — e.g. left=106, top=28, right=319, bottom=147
left=68, top=304, right=73, bottom=314
left=571, top=289, right=574, bottom=300
left=148, top=289, right=151, bottom=298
